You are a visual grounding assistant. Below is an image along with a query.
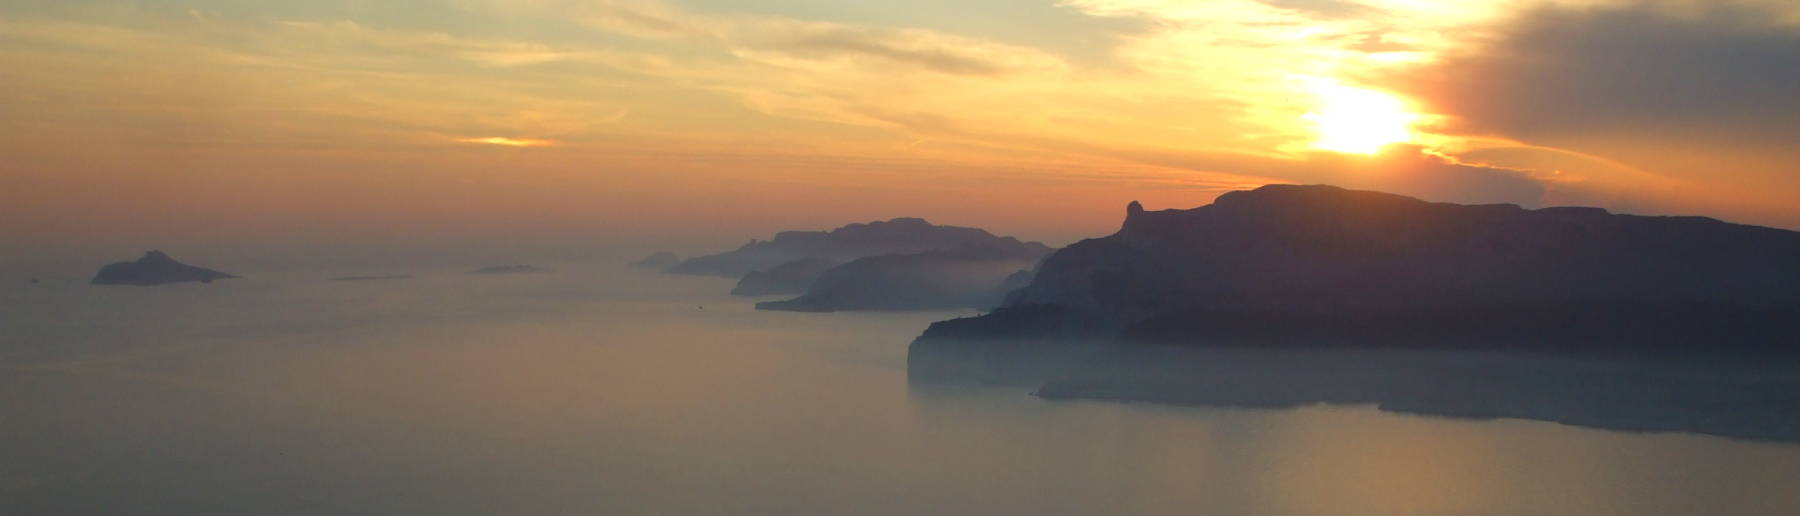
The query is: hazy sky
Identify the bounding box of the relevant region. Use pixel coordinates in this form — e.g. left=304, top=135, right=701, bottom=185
left=3, top=0, right=1798, bottom=268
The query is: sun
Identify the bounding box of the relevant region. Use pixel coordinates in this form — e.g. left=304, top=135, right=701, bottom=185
left=1303, top=82, right=1421, bottom=154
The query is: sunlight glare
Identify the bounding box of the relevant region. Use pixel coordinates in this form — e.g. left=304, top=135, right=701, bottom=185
left=1303, top=82, right=1420, bottom=155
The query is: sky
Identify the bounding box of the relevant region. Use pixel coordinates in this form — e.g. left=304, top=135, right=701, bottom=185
left=3, top=0, right=1798, bottom=269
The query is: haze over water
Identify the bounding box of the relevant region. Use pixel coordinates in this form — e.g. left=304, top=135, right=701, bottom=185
left=5, top=264, right=1798, bottom=515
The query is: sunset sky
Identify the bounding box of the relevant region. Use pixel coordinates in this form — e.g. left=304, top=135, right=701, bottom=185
left=3, top=0, right=1798, bottom=268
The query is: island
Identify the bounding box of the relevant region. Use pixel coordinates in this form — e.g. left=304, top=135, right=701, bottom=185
left=731, top=257, right=842, bottom=296
left=91, top=251, right=238, bottom=286
left=669, top=217, right=1053, bottom=308
left=909, top=184, right=1800, bottom=442
left=668, top=217, right=1022, bottom=279
left=756, top=240, right=1050, bottom=312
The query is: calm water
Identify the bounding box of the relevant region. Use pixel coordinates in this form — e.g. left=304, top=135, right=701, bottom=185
left=4, top=264, right=1799, bottom=515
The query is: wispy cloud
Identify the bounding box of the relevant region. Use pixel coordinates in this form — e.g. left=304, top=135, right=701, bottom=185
left=564, top=0, right=1070, bottom=77
left=457, top=137, right=559, bottom=147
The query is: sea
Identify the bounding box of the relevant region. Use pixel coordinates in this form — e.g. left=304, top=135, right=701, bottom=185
left=4, top=263, right=1798, bottom=515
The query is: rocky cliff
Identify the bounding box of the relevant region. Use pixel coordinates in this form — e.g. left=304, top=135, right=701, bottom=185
left=916, top=185, right=1800, bottom=354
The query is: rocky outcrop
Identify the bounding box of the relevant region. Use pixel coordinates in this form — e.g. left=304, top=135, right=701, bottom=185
left=91, top=251, right=237, bottom=286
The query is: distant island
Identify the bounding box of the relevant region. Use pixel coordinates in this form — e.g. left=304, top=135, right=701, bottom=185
left=668, top=217, right=1019, bottom=279
left=630, top=252, right=680, bottom=271
left=470, top=265, right=550, bottom=275
left=757, top=241, right=1050, bottom=312
left=330, top=274, right=413, bottom=282
left=731, top=257, right=840, bottom=296
left=909, top=185, right=1800, bottom=441
left=92, top=251, right=238, bottom=286
left=671, top=217, right=1052, bottom=311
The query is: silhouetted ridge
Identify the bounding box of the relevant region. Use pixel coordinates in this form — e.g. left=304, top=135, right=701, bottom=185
left=919, top=184, right=1800, bottom=353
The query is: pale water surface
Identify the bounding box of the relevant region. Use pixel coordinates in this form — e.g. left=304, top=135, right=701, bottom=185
left=4, top=265, right=1799, bottom=515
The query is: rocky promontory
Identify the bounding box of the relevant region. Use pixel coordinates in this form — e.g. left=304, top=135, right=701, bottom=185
left=916, top=184, right=1800, bottom=355
left=907, top=184, right=1800, bottom=442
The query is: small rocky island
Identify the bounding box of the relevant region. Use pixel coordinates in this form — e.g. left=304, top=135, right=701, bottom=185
left=92, top=251, right=238, bottom=286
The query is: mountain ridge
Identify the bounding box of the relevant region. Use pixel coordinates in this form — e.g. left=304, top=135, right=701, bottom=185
left=917, top=184, right=1800, bottom=357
